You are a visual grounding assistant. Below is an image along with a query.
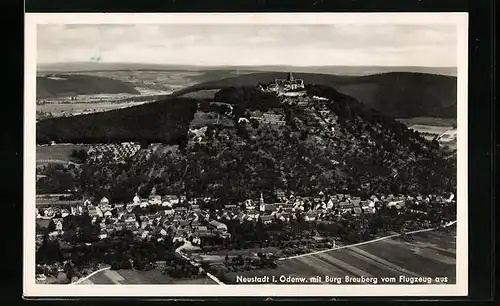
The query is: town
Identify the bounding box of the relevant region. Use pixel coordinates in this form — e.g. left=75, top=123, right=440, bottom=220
left=36, top=186, right=456, bottom=283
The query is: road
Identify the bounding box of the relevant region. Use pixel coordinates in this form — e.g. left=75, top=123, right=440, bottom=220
left=70, top=266, right=111, bottom=285
left=37, top=159, right=80, bottom=165
left=175, top=241, right=225, bottom=285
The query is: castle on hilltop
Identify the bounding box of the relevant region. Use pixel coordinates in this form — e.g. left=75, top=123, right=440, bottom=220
left=265, top=72, right=305, bottom=94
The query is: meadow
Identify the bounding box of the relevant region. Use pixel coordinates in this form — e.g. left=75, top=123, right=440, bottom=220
left=36, top=144, right=91, bottom=163
left=81, top=269, right=217, bottom=285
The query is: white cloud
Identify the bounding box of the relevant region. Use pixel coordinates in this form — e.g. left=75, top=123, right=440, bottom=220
left=37, top=24, right=457, bottom=67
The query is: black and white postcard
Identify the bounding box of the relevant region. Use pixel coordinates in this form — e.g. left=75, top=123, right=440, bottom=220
left=24, top=13, right=468, bottom=297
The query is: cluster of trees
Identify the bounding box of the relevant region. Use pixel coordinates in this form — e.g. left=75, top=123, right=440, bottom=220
left=37, top=163, right=80, bottom=194
left=70, top=149, right=88, bottom=163
left=214, top=86, right=282, bottom=116
left=222, top=253, right=277, bottom=273
left=36, top=227, right=201, bottom=279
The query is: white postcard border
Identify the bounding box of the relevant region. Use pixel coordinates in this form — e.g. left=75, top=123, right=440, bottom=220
left=24, top=12, right=469, bottom=297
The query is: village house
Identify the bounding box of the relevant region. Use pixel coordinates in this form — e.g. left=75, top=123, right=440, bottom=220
left=88, top=206, right=98, bottom=217
left=53, top=218, right=63, bottom=231
left=209, top=220, right=228, bottom=232
left=192, top=236, right=201, bottom=245
left=338, top=201, right=353, bottom=214
left=326, top=198, right=335, bottom=209
left=278, top=213, right=292, bottom=222
left=304, top=211, right=319, bottom=222
left=162, top=200, right=173, bottom=208
left=148, top=195, right=162, bottom=205
left=61, top=209, right=70, bottom=218
left=124, top=213, right=137, bottom=223
left=244, top=199, right=256, bottom=210
left=141, top=230, right=150, bottom=239
left=260, top=215, right=274, bottom=225
left=191, top=204, right=200, bottom=211
left=224, top=204, right=238, bottom=211
left=100, top=197, right=109, bottom=206
left=163, top=195, right=180, bottom=205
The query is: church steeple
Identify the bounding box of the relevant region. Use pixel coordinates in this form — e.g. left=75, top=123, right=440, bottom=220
left=259, top=193, right=265, bottom=212
left=286, top=72, right=295, bottom=81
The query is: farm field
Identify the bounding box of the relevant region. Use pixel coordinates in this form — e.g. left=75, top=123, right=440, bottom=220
left=407, top=124, right=452, bottom=135
left=397, top=117, right=457, bottom=127
left=81, top=269, right=217, bottom=284
left=178, top=89, right=220, bottom=100
left=37, top=101, right=149, bottom=118
left=37, top=144, right=91, bottom=162
left=224, top=227, right=456, bottom=285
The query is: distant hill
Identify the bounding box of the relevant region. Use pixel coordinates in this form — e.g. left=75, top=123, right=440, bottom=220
left=37, top=74, right=140, bottom=99
left=37, top=62, right=457, bottom=76
left=171, top=72, right=457, bottom=118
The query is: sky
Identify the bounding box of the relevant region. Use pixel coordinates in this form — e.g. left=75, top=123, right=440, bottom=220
left=37, top=24, right=458, bottom=67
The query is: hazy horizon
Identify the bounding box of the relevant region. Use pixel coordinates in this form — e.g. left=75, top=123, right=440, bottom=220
left=38, top=61, right=456, bottom=68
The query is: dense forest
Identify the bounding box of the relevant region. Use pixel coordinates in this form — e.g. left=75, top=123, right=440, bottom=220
left=38, top=84, right=457, bottom=203
left=36, top=97, right=198, bottom=144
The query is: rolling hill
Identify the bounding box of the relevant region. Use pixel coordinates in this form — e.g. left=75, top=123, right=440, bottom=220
left=37, top=74, right=140, bottom=99
left=171, top=72, right=457, bottom=119
left=36, top=84, right=456, bottom=203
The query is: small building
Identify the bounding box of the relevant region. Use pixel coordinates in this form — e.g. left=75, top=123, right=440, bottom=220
left=100, top=197, right=109, bottom=206
left=209, top=220, right=228, bottom=232
left=304, top=211, right=318, bottom=222
left=351, top=199, right=361, bottom=207
left=148, top=195, right=162, bottom=205
left=260, top=215, right=274, bottom=224
left=159, top=228, right=168, bottom=236
left=162, top=201, right=173, bottom=208
left=163, top=195, right=180, bottom=205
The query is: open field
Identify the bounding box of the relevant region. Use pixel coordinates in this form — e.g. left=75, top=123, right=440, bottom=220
left=37, top=144, right=91, bottom=162
left=179, top=89, right=220, bottom=100
left=407, top=124, right=452, bottom=135
left=37, top=101, right=150, bottom=118
left=82, top=269, right=217, bottom=284
left=397, top=117, right=457, bottom=127
left=224, top=227, right=456, bottom=285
